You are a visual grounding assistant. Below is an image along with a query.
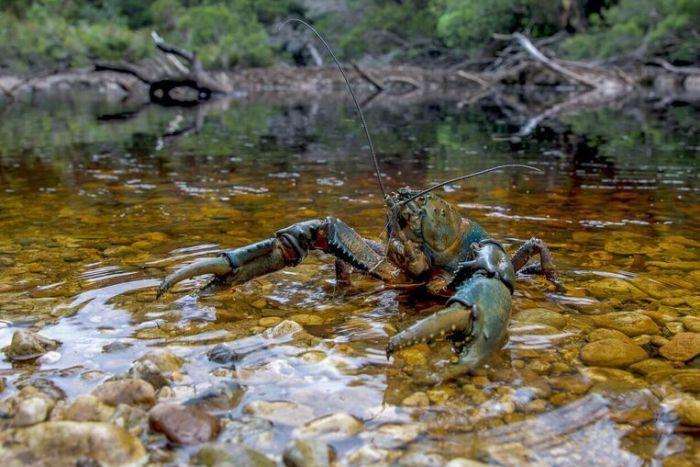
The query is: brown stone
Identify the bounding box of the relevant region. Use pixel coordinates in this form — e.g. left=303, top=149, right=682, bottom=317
left=659, top=332, right=700, bottom=362
left=92, top=378, right=156, bottom=408
left=149, top=403, right=220, bottom=445
left=590, top=312, right=659, bottom=336
left=580, top=338, right=648, bottom=368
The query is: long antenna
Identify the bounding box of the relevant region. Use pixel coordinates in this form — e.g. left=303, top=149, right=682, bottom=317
left=400, top=164, right=542, bottom=205
left=279, top=18, right=387, bottom=198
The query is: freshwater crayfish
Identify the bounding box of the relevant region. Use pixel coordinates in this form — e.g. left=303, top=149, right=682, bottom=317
left=156, top=20, right=564, bottom=381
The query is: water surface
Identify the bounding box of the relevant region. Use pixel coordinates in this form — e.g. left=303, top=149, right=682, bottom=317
left=0, top=94, right=698, bottom=464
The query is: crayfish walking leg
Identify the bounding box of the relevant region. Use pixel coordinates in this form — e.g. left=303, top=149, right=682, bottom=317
left=157, top=217, right=400, bottom=297
left=511, top=237, right=564, bottom=291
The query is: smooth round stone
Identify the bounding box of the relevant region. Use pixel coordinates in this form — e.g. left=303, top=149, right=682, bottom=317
left=258, top=316, right=283, bottom=327
left=149, top=403, right=221, bottom=445
left=590, top=312, right=660, bottom=337
left=289, top=314, right=324, bottom=326
left=294, top=412, right=364, bottom=439
left=192, top=443, right=275, bottom=467
left=92, top=378, right=156, bottom=409
left=513, top=308, right=566, bottom=329
left=136, top=349, right=184, bottom=373
left=659, top=332, right=700, bottom=361
left=243, top=400, right=314, bottom=426
left=402, top=392, right=430, bottom=407
left=587, top=328, right=633, bottom=343
left=663, top=394, right=700, bottom=427
left=580, top=338, right=648, bottom=368
left=283, top=438, right=331, bottom=467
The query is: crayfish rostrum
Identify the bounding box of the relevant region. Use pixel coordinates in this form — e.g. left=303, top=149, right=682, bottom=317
left=156, top=20, right=564, bottom=381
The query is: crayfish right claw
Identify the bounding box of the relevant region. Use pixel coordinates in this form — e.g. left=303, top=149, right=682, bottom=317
left=157, top=255, right=233, bottom=298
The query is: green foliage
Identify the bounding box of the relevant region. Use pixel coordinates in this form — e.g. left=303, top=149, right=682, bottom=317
left=563, top=0, right=700, bottom=60
left=0, top=0, right=698, bottom=72
left=436, top=0, right=561, bottom=52
left=332, top=0, right=440, bottom=59
left=0, top=0, right=298, bottom=72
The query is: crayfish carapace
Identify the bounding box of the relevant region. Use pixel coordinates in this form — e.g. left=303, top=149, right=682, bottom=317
left=156, top=20, right=564, bottom=380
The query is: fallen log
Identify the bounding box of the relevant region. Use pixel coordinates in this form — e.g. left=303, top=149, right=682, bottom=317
left=94, top=32, right=227, bottom=106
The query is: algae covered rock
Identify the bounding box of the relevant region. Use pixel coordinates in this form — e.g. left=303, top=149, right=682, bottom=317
left=192, top=443, right=275, bottom=467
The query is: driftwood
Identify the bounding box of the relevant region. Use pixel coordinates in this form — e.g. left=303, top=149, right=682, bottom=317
left=94, top=32, right=227, bottom=106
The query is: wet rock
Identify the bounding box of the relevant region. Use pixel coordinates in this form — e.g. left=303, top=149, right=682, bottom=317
left=651, top=335, right=670, bottom=347
left=283, top=438, right=331, bottom=467
left=293, top=412, right=364, bottom=440
left=629, top=359, right=674, bottom=376
left=102, top=341, right=133, bottom=353
left=402, top=391, right=430, bottom=407
left=590, top=312, right=660, bottom=337
left=580, top=338, right=648, bottom=368
left=16, top=378, right=66, bottom=401
left=207, top=344, right=240, bottom=364
left=0, top=421, right=146, bottom=465
left=363, top=423, right=426, bottom=449
left=258, top=316, right=282, bottom=327
left=92, top=378, right=156, bottom=409
left=290, top=313, right=324, bottom=326
left=149, top=402, right=221, bottom=445
left=399, top=451, right=446, bottom=466
left=586, top=278, right=647, bottom=300
left=136, top=348, right=184, bottom=373
left=587, top=328, right=633, bottom=343
left=110, top=404, right=149, bottom=437
left=36, top=350, right=61, bottom=365
left=647, top=369, right=700, bottom=392
left=185, top=381, right=246, bottom=413
left=53, top=395, right=115, bottom=422
left=3, top=330, right=61, bottom=362
left=129, top=360, right=169, bottom=390
left=192, top=443, right=275, bottom=467
left=680, top=316, right=700, bottom=333
left=446, top=458, right=489, bottom=467
left=665, top=321, right=684, bottom=334
left=261, top=320, right=311, bottom=340
left=12, top=394, right=54, bottom=427
left=659, top=333, right=700, bottom=362
left=663, top=394, right=700, bottom=427
left=514, top=308, right=566, bottom=329
left=243, top=400, right=314, bottom=426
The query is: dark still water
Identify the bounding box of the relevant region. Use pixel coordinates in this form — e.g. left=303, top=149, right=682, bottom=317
left=0, top=93, right=698, bottom=465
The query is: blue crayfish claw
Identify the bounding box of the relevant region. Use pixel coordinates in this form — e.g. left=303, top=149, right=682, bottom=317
left=386, top=302, right=473, bottom=356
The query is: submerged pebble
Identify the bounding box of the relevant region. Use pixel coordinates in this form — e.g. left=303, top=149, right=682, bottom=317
left=659, top=332, right=700, bottom=361
left=283, top=438, right=332, bottom=467
left=149, top=402, right=221, bottom=445
left=580, top=338, right=648, bottom=368
left=92, top=378, right=156, bottom=409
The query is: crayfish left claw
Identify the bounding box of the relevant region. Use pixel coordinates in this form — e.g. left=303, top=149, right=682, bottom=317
left=157, top=255, right=232, bottom=298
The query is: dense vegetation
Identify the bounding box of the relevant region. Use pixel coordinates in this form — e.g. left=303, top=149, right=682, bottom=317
left=0, top=0, right=698, bottom=73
